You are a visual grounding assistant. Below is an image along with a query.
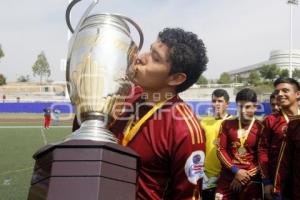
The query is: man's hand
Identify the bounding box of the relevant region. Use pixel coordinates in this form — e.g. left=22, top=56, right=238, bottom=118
left=264, top=185, right=273, bottom=200
left=234, top=169, right=251, bottom=185
left=230, top=178, right=243, bottom=192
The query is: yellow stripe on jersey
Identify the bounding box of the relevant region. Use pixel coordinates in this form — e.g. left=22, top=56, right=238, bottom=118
left=216, top=123, right=233, bottom=169
left=182, top=104, right=204, bottom=144
left=176, top=105, right=196, bottom=144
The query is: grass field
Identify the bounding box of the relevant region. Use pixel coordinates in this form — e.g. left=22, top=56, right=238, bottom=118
left=0, top=114, right=72, bottom=200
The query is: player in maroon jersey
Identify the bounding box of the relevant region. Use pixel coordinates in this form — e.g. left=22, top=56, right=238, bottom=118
left=258, top=77, right=300, bottom=200
left=277, top=116, right=300, bottom=200
left=73, top=28, right=208, bottom=199
left=215, top=88, right=263, bottom=200
left=111, top=28, right=208, bottom=200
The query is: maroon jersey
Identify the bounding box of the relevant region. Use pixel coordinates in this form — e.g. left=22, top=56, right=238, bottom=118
left=277, top=116, right=300, bottom=199
left=257, top=112, right=287, bottom=191
left=217, top=118, right=263, bottom=174
left=110, top=91, right=206, bottom=200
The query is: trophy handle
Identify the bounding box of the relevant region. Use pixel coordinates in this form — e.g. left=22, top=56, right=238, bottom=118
left=117, top=15, right=144, bottom=51
left=66, top=0, right=143, bottom=50
left=66, top=0, right=100, bottom=33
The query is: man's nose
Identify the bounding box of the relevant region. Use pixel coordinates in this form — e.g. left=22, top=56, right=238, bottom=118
left=277, top=90, right=284, bottom=96
left=136, top=52, right=149, bottom=65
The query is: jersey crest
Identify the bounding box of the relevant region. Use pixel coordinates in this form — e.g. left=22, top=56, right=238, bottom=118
left=184, top=150, right=205, bottom=184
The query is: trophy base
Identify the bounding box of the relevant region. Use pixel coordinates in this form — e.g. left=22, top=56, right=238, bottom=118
left=27, top=140, right=139, bottom=200
left=66, top=119, right=118, bottom=143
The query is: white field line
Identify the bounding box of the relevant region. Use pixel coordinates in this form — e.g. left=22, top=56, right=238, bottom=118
left=0, top=126, right=71, bottom=129
left=40, top=128, right=48, bottom=145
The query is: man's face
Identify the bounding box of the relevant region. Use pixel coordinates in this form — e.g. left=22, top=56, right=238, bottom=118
left=237, top=100, right=257, bottom=122
left=275, top=83, right=300, bottom=109
left=131, top=40, right=173, bottom=92
left=212, top=95, right=228, bottom=116
left=270, top=98, right=280, bottom=114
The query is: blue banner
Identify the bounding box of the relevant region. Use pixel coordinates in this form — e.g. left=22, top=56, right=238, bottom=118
left=0, top=101, right=271, bottom=116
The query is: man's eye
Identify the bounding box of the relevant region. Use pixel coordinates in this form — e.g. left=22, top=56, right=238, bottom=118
left=282, top=89, right=289, bottom=93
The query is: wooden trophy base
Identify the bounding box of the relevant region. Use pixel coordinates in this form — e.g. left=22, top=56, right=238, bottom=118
left=27, top=140, right=139, bottom=200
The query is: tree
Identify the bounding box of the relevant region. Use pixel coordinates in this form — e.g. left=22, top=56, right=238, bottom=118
left=32, top=51, right=51, bottom=84
left=217, top=72, right=231, bottom=84
left=197, top=75, right=208, bottom=85
left=248, top=71, right=261, bottom=86
left=0, top=74, right=6, bottom=85
left=279, top=69, right=289, bottom=78
left=259, top=64, right=280, bottom=82
left=292, top=68, right=300, bottom=79
left=0, top=44, right=4, bottom=61
left=17, top=75, right=30, bottom=82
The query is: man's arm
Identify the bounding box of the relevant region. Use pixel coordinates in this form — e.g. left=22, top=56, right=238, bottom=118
left=257, top=117, right=272, bottom=185
left=169, top=104, right=206, bottom=200
left=216, top=121, right=237, bottom=172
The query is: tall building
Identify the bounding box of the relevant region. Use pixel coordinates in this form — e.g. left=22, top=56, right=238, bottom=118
left=228, top=49, right=300, bottom=77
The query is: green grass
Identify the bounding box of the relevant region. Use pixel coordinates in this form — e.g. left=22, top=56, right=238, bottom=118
left=0, top=125, right=71, bottom=200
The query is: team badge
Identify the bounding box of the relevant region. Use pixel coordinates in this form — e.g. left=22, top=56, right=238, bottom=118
left=184, top=151, right=205, bottom=184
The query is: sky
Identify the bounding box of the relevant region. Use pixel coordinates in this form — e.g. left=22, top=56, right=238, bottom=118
left=0, top=0, right=300, bottom=82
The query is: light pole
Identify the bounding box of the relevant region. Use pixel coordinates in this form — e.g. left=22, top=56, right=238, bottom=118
left=287, top=0, right=298, bottom=78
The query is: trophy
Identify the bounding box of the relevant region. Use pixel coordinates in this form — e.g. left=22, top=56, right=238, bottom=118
left=65, top=0, right=143, bottom=142
left=27, top=1, right=143, bottom=199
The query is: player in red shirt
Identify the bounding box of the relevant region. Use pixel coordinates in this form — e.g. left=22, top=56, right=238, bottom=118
left=215, top=88, right=263, bottom=200
left=258, top=77, right=300, bottom=200
left=277, top=116, right=300, bottom=200
left=74, top=28, right=208, bottom=199
left=43, top=107, right=51, bottom=129
left=112, top=28, right=208, bottom=200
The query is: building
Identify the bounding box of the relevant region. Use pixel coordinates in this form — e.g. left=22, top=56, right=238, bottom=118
left=228, top=49, right=300, bottom=77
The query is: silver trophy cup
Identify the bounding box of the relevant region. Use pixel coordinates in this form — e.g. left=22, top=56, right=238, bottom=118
left=65, top=0, right=143, bottom=142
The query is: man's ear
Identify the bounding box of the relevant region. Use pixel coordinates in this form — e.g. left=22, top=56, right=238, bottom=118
left=168, top=73, right=187, bottom=86
left=296, top=90, right=300, bottom=99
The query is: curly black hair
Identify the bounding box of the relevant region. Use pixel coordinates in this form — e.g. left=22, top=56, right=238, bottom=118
left=158, top=28, right=208, bottom=93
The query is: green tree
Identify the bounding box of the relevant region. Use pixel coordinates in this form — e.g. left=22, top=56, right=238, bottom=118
left=0, top=44, right=4, bottom=60
left=259, top=64, right=280, bottom=82
left=279, top=69, right=289, bottom=78
left=197, top=75, right=208, bottom=85
left=17, top=75, right=30, bottom=82
left=32, top=51, right=51, bottom=84
left=292, top=68, right=300, bottom=79
left=0, top=74, right=6, bottom=85
left=217, top=72, right=231, bottom=84
left=248, top=71, right=261, bottom=86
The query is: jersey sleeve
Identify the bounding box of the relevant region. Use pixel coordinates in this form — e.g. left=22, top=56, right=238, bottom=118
left=216, top=120, right=236, bottom=172
left=168, top=103, right=205, bottom=200
left=257, top=117, right=272, bottom=185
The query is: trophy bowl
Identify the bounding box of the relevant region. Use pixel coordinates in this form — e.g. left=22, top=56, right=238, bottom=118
left=65, top=7, right=143, bottom=142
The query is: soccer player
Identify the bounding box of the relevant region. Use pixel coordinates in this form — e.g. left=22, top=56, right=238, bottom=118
left=215, top=88, right=263, bottom=200
left=277, top=115, right=300, bottom=200
left=43, top=107, right=51, bottom=129
left=258, top=77, right=300, bottom=200
left=200, top=89, right=231, bottom=200
left=74, top=28, right=208, bottom=199
left=270, top=91, right=280, bottom=114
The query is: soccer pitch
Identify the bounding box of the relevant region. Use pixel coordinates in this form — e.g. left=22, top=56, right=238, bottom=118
left=0, top=122, right=72, bottom=200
